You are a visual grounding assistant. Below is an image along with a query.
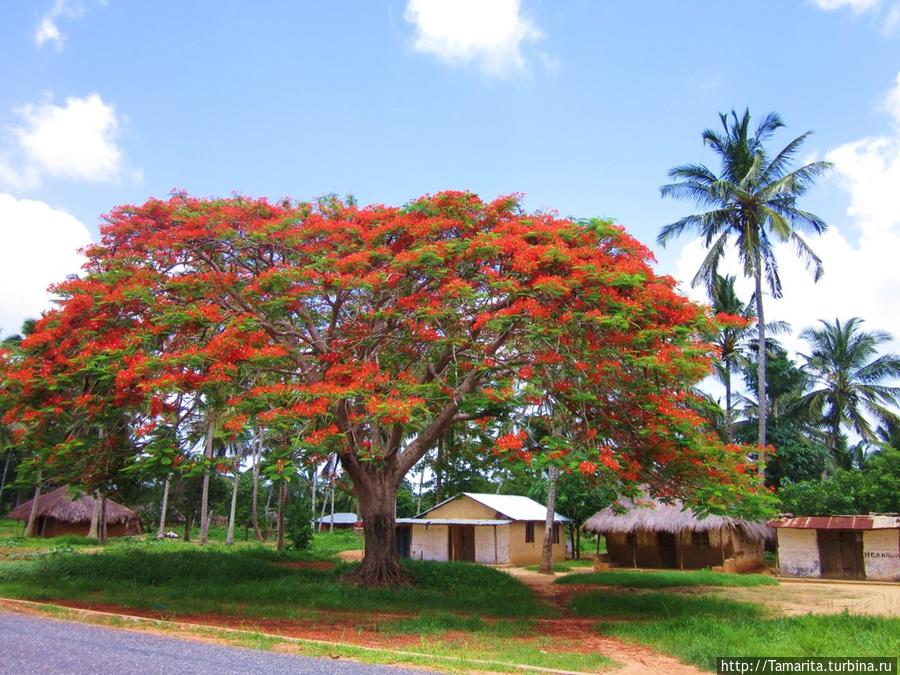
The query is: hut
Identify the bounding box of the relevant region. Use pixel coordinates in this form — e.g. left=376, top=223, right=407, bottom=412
left=769, top=515, right=899, bottom=581
left=583, top=496, right=769, bottom=572
left=395, top=493, right=570, bottom=565
left=7, top=486, right=142, bottom=538
left=316, top=512, right=359, bottom=530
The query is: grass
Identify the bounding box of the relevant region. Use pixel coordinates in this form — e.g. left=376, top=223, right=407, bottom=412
left=601, top=612, right=900, bottom=672
left=557, top=568, right=778, bottom=588
left=523, top=558, right=595, bottom=572
left=570, top=589, right=767, bottom=620
left=0, top=545, right=549, bottom=619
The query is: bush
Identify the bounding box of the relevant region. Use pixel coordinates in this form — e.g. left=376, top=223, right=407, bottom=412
left=285, top=498, right=313, bottom=550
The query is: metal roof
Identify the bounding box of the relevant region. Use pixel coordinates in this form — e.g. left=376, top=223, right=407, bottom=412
left=417, top=492, right=570, bottom=523
left=396, top=518, right=512, bottom=526
left=315, top=512, right=358, bottom=525
left=768, top=515, right=900, bottom=530
left=396, top=518, right=512, bottom=525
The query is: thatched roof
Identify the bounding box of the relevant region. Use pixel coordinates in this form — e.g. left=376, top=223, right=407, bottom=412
left=7, top=486, right=138, bottom=525
left=582, top=496, right=772, bottom=543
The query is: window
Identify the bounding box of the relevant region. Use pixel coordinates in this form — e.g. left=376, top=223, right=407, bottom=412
left=525, top=522, right=535, bottom=543
left=692, top=531, right=710, bottom=547
left=552, top=523, right=560, bottom=544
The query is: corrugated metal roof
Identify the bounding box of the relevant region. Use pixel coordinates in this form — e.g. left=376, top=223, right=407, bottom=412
left=315, top=512, right=358, bottom=525
left=462, top=493, right=571, bottom=522
left=768, top=515, right=900, bottom=530
left=396, top=518, right=512, bottom=526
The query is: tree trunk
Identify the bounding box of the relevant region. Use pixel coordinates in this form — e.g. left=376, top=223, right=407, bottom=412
left=434, top=436, right=443, bottom=505
left=0, top=450, right=13, bottom=507
left=251, top=439, right=263, bottom=541
left=310, top=465, right=317, bottom=529
left=183, top=513, right=193, bottom=542
left=724, top=367, right=733, bottom=443
left=345, top=472, right=408, bottom=586
left=197, top=416, right=215, bottom=545
left=156, top=474, right=171, bottom=539
left=24, top=469, right=42, bottom=538
left=329, top=470, right=336, bottom=533
left=753, top=252, right=768, bottom=477
left=276, top=479, right=287, bottom=551
left=538, top=465, right=559, bottom=574
left=88, top=491, right=101, bottom=539
left=98, top=492, right=108, bottom=545
left=225, top=458, right=241, bottom=546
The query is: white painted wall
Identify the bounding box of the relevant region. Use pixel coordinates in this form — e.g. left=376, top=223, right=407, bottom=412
left=777, top=528, right=821, bottom=577
left=863, top=529, right=900, bottom=580
left=474, top=524, right=510, bottom=564
left=410, top=524, right=448, bottom=561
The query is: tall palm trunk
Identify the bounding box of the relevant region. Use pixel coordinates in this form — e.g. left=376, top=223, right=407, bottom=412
left=724, top=367, right=733, bottom=443
left=251, top=436, right=263, bottom=540
left=754, top=251, right=767, bottom=476
left=538, top=465, right=559, bottom=574
left=225, top=444, right=242, bottom=545
left=88, top=490, right=101, bottom=539
left=24, top=469, right=42, bottom=538
left=0, top=450, right=13, bottom=506
left=197, top=416, right=216, bottom=545
left=98, top=491, right=108, bottom=545
left=156, top=474, right=171, bottom=539
left=276, top=479, right=287, bottom=551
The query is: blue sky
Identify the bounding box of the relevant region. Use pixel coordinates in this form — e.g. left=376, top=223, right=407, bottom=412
left=1, top=1, right=899, bottom=375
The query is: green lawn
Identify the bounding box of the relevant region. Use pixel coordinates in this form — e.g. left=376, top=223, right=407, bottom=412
left=523, top=558, right=595, bottom=572
left=600, top=612, right=900, bottom=672
left=0, top=544, right=549, bottom=619
left=570, top=589, right=766, bottom=620
left=557, top=568, right=778, bottom=588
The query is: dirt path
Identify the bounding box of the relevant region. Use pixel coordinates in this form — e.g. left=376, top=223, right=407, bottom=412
left=725, top=579, right=900, bottom=617
left=503, top=568, right=705, bottom=675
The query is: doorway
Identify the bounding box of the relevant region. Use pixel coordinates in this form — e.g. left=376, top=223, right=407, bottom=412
left=449, top=525, right=476, bottom=562
left=657, top=531, right=677, bottom=568
left=817, top=530, right=864, bottom=579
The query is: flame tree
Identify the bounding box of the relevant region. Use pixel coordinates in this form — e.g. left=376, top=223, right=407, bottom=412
left=3, top=191, right=771, bottom=585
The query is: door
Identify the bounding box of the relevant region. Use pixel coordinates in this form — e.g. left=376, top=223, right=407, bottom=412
left=657, top=531, right=677, bottom=568
left=396, top=526, right=411, bottom=559
left=449, top=526, right=476, bottom=562
left=818, top=530, right=864, bottom=579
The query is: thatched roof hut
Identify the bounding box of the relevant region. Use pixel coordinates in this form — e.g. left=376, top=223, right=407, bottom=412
left=8, top=486, right=142, bottom=538
left=583, top=496, right=770, bottom=572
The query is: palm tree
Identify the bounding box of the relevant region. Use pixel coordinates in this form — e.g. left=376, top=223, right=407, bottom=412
left=796, top=317, right=900, bottom=477
left=658, top=110, right=831, bottom=474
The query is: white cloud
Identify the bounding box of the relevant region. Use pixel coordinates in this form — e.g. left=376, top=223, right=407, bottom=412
left=0, top=194, right=92, bottom=336
left=34, top=0, right=85, bottom=50
left=813, top=0, right=882, bottom=11
left=812, top=0, right=900, bottom=35
left=0, top=93, right=135, bottom=189
left=672, top=71, right=900, bottom=366
left=404, top=0, right=546, bottom=77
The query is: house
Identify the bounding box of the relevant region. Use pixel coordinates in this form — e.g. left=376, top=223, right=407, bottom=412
left=316, top=512, right=359, bottom=530
left=769, top=514, right=900, bottom=581
left=582, top=496, right=770, bottom=572
left=7, top=486, right=142, bottom=538
left=395, top=493, right=570, bottom=565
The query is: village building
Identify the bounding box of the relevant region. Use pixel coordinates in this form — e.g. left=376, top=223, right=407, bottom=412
left=316, top=512, right=359, bottom=530
left=769, top=515, right=900, bottom=581
left=396, top=493, right=570, bottom=565
left=7, top=486, right=142, bottom=538
left=583, top=496, right=769, bottom=572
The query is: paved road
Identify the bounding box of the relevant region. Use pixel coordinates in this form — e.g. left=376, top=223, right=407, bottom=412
left=0, top=611, right=430, bottom=674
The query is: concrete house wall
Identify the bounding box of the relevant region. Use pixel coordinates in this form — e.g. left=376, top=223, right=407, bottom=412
left=863, top=529, right=900, bottom=580
left=406, top=494, right=565, bottom=565
left=776, top=527, right=899, bottom=580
